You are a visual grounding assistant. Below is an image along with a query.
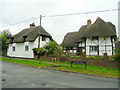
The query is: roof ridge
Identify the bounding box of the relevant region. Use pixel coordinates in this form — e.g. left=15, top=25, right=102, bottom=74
left=67, top=31, right=78, bottom=34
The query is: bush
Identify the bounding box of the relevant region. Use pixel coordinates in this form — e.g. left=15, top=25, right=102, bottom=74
left=112, top=54, right=120, bottom=62
left=70, top=55, right=81, bottom=58
left=111, top=48, right=120, bottom=62
left=60, top=54, right=66, bottom=62
left=32, top=48, right=45, bottom=56
left=87, top=56, right=104, bottom=60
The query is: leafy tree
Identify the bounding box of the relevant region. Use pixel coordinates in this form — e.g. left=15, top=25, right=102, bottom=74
left=32, top=41, right=61, bottom=59
left=43, top=41, right=61, bottom=56
left=0, top=30, right=11, bottom=56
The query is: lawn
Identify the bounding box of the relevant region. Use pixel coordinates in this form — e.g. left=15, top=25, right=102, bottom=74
left=1, top=57, right=120, bottom=78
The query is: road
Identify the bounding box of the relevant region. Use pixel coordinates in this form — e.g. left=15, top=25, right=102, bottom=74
left=2, top=61, right=119, bottom=88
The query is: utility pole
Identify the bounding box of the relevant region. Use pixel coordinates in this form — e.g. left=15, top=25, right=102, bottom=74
left=38, top=15, right=42, bottom=49
left=38, top=15, right=42, bottom=59
left=118, top=1, right=120, bottom=40
left=40, top=15, right=42, bottom=27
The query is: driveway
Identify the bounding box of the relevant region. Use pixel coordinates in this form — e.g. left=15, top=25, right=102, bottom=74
left=2, top=61, right=119, bottom=88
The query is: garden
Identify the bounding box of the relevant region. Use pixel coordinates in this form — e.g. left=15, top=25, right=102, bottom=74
left=1, top=57, right=120, bottom=78
left=1, top=41, right=120, bottom=78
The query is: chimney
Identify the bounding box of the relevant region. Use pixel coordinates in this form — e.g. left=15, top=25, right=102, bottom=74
left=30, top=23, right=35, bottom=28
left=87, top=19, right=92, bottom=25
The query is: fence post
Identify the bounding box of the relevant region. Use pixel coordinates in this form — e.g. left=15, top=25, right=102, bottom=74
left=57, top=52, right=61, bottom=61
left=104, top=53, right=108, bottom=60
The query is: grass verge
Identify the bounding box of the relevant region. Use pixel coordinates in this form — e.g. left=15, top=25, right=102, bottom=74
left=1, top=57, right=119, bottom=78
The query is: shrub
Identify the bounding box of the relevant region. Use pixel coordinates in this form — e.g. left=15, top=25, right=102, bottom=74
left=87, top=56, right=104, bottom=60
left=32, top=48, right=38, bottom=55
left=32, top=48, right=45, bottom=56
left=111, top=48, right=120, bottom=62
left=70, top=55, right=81, bottom=58
left=87, top=56, right=95, bottom=59
left=60, top=54, right=66, bottom=62
left=112, top=54, right=120, bottom=62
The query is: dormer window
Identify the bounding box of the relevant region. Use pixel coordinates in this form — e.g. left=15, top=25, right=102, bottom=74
left=23, top=36, right=28, bottom=42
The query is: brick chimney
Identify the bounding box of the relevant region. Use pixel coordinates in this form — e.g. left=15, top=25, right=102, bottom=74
left=87, top=19, right=92, bottom=25
left=30, top=23, right=35, bottom=28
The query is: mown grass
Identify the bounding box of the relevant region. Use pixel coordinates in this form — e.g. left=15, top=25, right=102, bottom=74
left=1, top=57, right=120, bottom=78
left=1, top=57, right=53, bottom=68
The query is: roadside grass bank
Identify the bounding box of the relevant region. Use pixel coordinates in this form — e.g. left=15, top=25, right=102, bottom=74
left=1, top=57, right=119, bottom=78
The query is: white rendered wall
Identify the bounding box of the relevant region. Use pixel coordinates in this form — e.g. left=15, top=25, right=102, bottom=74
left=7, top=42, right=34, bottom=58
left=7, top=36, right=51, bottom=58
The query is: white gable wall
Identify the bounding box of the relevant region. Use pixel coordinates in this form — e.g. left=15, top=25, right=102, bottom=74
left=78, top=36, right=114, bottom=56
left=34, top=36, right=50, bottom=48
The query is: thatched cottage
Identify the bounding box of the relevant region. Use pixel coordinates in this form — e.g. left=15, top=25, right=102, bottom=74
left=7, top=23, right=53, bottom=58
left=62, top=17, right=117, bottom=56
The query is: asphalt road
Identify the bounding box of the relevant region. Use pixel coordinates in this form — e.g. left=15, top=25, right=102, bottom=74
left=2, top=61, right=119, bottom=88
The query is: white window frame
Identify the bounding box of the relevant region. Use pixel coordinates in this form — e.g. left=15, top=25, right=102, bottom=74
left=12, top=46, right=15, bottom=51
left=90, top=46, right=98, bottom=52
left=25, top=45, right=29, bottom=51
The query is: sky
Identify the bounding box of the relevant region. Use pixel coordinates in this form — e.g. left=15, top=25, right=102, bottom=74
left=0, top=0, right=119, bottom=44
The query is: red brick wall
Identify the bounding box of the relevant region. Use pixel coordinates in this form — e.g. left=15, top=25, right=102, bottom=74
left=66, top=57, right=119, bottom=69
left=38, top=55, right=119, bottom=69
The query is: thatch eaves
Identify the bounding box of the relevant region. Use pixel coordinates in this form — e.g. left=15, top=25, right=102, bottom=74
left=8, top=26, right=52, bottom=43
left=61, top=32, right=79, bottom=47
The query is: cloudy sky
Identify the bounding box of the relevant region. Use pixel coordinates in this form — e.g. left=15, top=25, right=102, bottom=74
left=0, top=0, right=119, bottom=44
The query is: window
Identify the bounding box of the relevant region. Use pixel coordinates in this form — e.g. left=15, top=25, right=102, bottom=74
left=23, top=36, right=28, bottom=42
left=25, top=46, right=29, bottom=51
left=90, top=46, right=98, bottom=52
left=42, top=36, right=46, bottom=41
left=12, top=46, right=15, bottom=51
left=91, top=36, right=98, bottom=40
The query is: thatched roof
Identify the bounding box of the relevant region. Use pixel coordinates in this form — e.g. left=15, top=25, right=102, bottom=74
left=7, top=26, right=52, bottom=43
left=79, top=17, right=116, bottom=37
left=61, top=32, right=78, bottom=47
left=62, top=17, right=116, bottom=47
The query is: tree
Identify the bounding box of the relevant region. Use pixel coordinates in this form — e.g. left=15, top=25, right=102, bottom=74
left=0, top=30, right=11, bottom=56
left=43, top=41, right=61, bottom=56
